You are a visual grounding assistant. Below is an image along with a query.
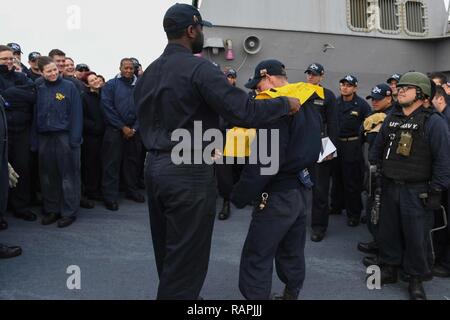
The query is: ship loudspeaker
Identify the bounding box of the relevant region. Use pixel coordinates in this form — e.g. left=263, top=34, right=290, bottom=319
left=243, top=35, right=261, bottom=55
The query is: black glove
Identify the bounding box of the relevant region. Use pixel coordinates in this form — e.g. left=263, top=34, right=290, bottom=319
left=421, top=188, right=442, bottom=211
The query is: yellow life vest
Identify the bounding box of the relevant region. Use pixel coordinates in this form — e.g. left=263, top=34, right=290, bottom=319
left=223, top=82, right=324, bottom=157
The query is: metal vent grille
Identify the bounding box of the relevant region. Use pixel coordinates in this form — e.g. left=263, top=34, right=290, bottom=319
left=349, top=0, right=369, bottom=30
left=379, top=0, right=399, bottom=31
left=405, top=0, right=426, bottom=34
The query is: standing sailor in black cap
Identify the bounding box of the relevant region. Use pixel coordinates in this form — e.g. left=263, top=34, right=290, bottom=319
left=7, top=43, right=30, bottom=75
left=358, top=84, right=393, bottom=267
left=0, top=94, right=9, bottom=231
left=387, top=73, right=402, bottom=102
left=74, top=64, right=90, bottom=82
left=225, top=68, right=237, bottom=85
left=134, top=3, right=301, bottom=300
left=0, top=94, right=22, bottom=258
left=331, top=75, right=371, bottom=226
left=304, top=63, right=339, bottom=242
left=129, top=57, right=146, bottom=190
left=0, top=45, right=37, bottom=222
left=231, top=59, right=322, bottom=300
left=216, top=68, right=243, bottom=221
left=430, top=85, right=450, bottom=278
left=28, top=52, right=42, bottom=81
left=130, top=58, right=144, bottom=78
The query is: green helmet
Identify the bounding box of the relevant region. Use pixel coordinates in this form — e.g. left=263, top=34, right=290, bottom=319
left=397, top=72, right=432, bottom=98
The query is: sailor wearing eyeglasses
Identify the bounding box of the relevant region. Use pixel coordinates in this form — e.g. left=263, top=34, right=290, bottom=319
left=369, top=72, right=450, bottom=300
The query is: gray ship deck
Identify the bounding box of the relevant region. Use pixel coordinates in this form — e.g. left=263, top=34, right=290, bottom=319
left=0, top=197, right=449, bottom=300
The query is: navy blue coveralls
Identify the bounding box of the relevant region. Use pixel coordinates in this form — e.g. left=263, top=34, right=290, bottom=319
left=134, top=43, right=293, bottom=300
left=36, top=75, right=86, bottom=94
left=81, top=89, right=105, bottom=200
left=0, top=96, right=8, bottom=219
left=216, top=117, right=244, bottom=204
left=231, top=96, right=322, bottom=300
left=332, top=94, right=371, bottom=221
left=370, top=105, right=450, bottom=278
left=0, top=68, right=36, bottom=215
left=101, top=75, right=141, bottom=202
left=310, top=87, right=339, bottom=233
left=362, top=106, right=392, bottom=240
left=433, top=105, right=450, bottom=272
left=32, top=77, right=83, bottom=218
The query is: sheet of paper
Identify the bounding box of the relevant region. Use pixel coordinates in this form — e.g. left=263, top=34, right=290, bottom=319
left=317, top=137, right=337, bottom=163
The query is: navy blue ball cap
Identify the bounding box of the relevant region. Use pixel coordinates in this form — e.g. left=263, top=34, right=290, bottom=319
left=28, top=52, right=41, bottom=61
left=245, top=59, right=287, bottom=89
left=225, top=68, right=237, bottom=78
left=7, top=43, right=22, bottom=54
left=387, top=73, right=402, bottom=83
left=163, top=3, right=212, bottom=33
left=76, top=64, right=90, bottom=72
left=340, top=74, right=358, bottom=86
left=366, top=83, right=392, bottom=100
left=211, top=62, right=221, bottom=69
left=130, top=57, right=141, bottom=67
left=305, top=63, right=324, bottom=76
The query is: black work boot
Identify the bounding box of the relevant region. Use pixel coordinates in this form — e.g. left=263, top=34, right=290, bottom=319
left=218, top=199, right=230, bottom=221
left=14, top=210, right=37, bottom=222
left=311, top=229, right=326, bottom=242
left=362, top=256, right=380, bottom=268
left=380, top=265, right=398, bottom=285
left=0, top=218, right=8, bottom=231
left=80, top=198, right=95, bottom=209
left=408, top=277, right=427, bottom=300
left=347, top=217, right=360, bottom=227
left=328, top=208, right=342, bottom=215
left=432, top=264, right=450, bottom=278
left=0, top=244, right=22, bottom=259
left=400, top=270, right=433, bottom=282
left=271, top=287, right=298, bottom=300
left=357, top=241, right=379, bottom=255
left=42, top=213, right=62, bottom=226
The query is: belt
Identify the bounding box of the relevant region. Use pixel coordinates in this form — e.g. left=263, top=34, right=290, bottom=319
left=391, top=180, right=428, bottom=186
left=339, top=136, right=359, bottom=142
left=5, top=107, right=31, bottom=113
left=149, top=149, right=204, bottom=156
